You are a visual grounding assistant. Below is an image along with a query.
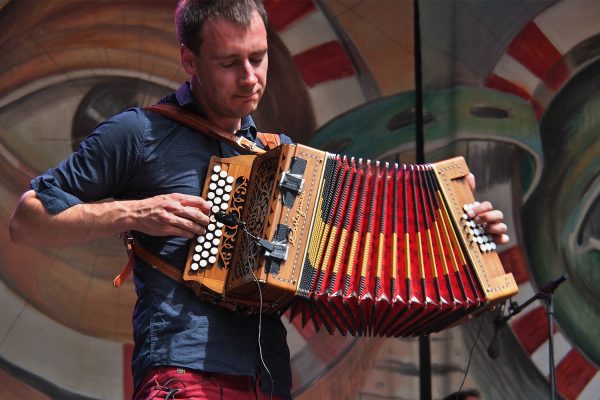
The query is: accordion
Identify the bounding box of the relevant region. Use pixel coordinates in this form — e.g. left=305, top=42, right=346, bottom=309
left=183, top=144, right=518, bottom=336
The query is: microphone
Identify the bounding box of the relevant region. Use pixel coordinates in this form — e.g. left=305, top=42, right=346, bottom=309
left=539, top=274, right=569, bottom=294
left=214, top=211, right=240, bottom=227
left=487, top=303, right=506, bottom=359
left=487, top=320, right=502, bottom=359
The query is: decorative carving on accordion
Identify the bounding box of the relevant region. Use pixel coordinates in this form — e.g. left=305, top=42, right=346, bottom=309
left=218, top=176, right=248, bottom=270
left=231, top=151, right=281, bottom=282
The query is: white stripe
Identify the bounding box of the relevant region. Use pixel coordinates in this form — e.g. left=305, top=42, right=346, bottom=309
left=309, top=77, right=366, bottom=127
left=0, top=279, right=123, bottom=399
left=534, top=0, right=600, bottom=55
left=491, top=53, right=540, bottom=96
left=278, top=10, right=338, bottom=56
left=530, top=331, right=572, bottom=376
left=578, top=371, right=600, bottom=400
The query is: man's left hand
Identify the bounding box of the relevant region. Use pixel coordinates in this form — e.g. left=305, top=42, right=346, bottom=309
left=466, top=173, right=510, bottom=245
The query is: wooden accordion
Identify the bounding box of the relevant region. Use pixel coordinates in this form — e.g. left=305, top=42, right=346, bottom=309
left=183, top=144, right=518, bottom=336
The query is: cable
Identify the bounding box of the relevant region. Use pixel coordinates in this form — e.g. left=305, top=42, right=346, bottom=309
left=215, top=211, right=277, bottom=399
left=250, top=267, right=274, bottom=400
left=455, top=314, right=485, bottom=400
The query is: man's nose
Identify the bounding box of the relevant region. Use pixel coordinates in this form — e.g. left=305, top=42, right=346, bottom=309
left=240, top=60, right=258, bottom=85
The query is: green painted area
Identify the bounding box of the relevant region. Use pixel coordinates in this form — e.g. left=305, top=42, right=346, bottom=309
left=524, top=59, right=600, bottom=366
left=310, top=86, right=540, bottom=194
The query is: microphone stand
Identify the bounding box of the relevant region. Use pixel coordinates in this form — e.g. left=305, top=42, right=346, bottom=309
left=489, top=274, right=569, bottom=400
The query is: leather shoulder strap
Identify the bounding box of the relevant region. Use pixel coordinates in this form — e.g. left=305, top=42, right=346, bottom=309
left=145, top=103, right=265, bottom=155
left=257, top=132, right=281, bottom=150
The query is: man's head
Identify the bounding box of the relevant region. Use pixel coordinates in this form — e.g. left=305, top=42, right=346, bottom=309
left=176, top=0, right=269, bottom=132
left=175, top=0, right=268, bottom=55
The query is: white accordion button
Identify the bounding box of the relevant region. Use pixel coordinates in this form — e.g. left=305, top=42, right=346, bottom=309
left=191, top=263, right=199, bottom=271
left=213, top=165, right=222, bottom=173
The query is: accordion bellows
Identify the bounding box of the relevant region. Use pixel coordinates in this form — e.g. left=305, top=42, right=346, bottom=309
left=183, top=144, right=518, bottom=336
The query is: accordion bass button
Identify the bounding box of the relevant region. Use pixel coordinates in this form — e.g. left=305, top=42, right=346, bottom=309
left=211, top=174, right=219, bottom=182
left=209, top=183, right=217, bottom=191
left=197, top=236, right=205, bottom=244
left=200, top=259, right=208, bottom=268
left=213, top=165, right=222, bottom=173
left=208, top=223, right=216, bottom=231
left=193, top=254, right=201, bottom=262
left=208, top=256, right=216, bottom=264
left=191, top=263, right=199, bottom=271
left=195, top=245, right=202, bottom=252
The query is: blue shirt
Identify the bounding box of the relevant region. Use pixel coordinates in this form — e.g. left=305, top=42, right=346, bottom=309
left=31, top=82, right=293, bottom=398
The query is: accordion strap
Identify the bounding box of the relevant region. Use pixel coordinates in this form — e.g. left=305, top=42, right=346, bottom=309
left=145, top=103, right=280, bottom=153
left=113, top=233, right=185, bottom=287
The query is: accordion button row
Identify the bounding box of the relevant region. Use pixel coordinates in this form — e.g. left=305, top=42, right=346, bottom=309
left=461, top=203, right=497, bottom=253
left=190, top=165, right=232, bottom=271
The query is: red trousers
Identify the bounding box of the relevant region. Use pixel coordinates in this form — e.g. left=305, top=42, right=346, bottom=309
left=133, top=367, right=289, bottom=400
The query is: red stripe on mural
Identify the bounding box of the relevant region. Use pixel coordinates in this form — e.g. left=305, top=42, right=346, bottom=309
left=512, top=306, right=557, bottom=354
left=499, top=245, right=530, bottom=285
left=485, top=74, right=545, bottom=119
left=486, top=74, right=532, bottom=101
left=556, top=349, right=598, bottom=399
left=264, top=0, right=316, bottom=32
left=293, top=41, right=355, bottom=87
left=506, top=21, right=570, bottom=91
left=123, top=343, right=134, bottom=400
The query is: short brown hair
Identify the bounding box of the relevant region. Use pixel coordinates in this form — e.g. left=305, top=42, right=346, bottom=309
left=175, top=0, right=268, bottom=54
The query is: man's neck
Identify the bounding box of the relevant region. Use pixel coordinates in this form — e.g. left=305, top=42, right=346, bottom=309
left=189, top=79, right=242, bottom=134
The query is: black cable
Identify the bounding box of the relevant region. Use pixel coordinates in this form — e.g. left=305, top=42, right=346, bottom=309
left=455, top=314, right=486, bottom=400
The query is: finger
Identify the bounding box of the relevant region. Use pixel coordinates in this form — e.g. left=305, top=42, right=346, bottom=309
left=466, top=173, right=476, bottom=191
left=484, top=222, right=508, bottom=236
left=466, top=200, right=493, bottom=218
left=492, top=233, right=510, bottom=245
left=172, top=207, right=210, bottom=231
left=474, top=209, right=504, bottom=225
left=171, top=193, right=212, bottom=214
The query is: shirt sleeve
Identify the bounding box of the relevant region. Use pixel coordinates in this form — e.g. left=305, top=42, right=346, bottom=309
left=30, top=108, right=146, bottom=214
left=279, top=133, right=294, bottom=145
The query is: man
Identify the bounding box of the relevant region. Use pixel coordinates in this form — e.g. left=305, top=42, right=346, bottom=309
left=9, top=0, right=508, bottom=399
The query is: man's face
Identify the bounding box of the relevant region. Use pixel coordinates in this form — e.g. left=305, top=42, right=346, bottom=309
left=182, top=10, right=268, bottom=131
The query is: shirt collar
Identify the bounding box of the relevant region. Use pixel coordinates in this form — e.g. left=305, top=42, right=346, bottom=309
left=175, top=82, right=257, bottom=139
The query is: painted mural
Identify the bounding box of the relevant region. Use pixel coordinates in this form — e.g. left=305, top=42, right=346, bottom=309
left=0, top=0, right=598, bottom=399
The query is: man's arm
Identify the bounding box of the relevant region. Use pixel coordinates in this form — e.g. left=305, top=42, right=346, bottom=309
left=9, top=190, right=211, bottom=247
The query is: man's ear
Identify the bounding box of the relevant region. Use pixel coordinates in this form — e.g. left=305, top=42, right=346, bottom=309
left=180, top=45, right=197, bottom=75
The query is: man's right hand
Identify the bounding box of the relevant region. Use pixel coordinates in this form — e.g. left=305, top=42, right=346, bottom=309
left=132, top=193, right=211, bottom=238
